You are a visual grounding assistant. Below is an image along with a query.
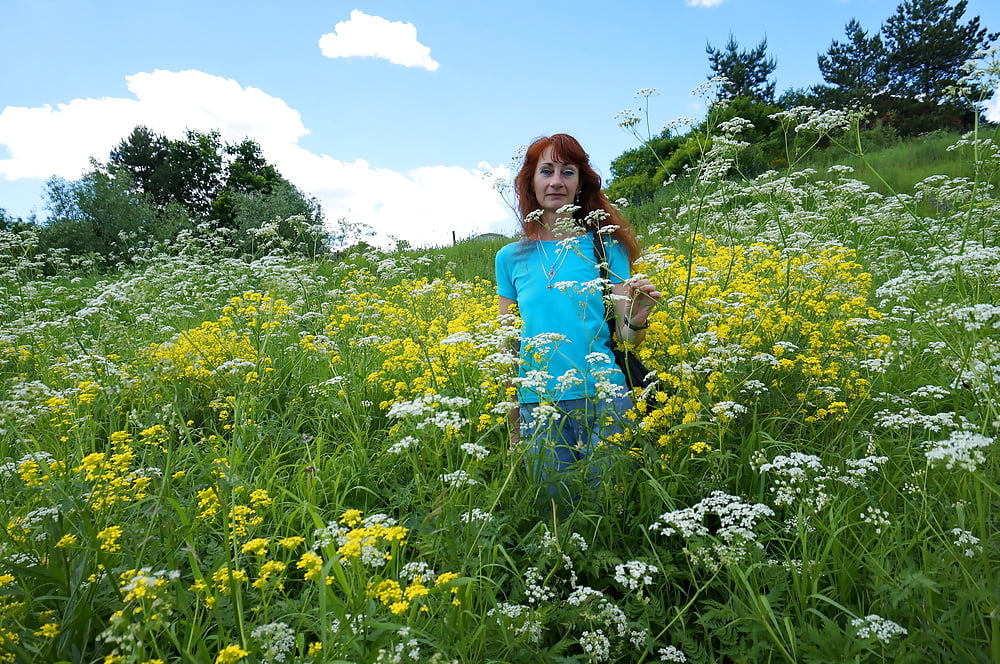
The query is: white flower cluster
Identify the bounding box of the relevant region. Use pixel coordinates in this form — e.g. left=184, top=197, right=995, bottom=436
left=399, top=561, right=437, bottom=583
left=555, top=367, right=584, bottom=391
left=438, top=470, right=479, bottom=487
left=580, top=630, right=611, bottom=662
left=947, top=303, right=1000, bottom=332
left=950, top=528, right=982, bottom=558
left=757, top=452, right=831, bottom=511
left=459, top=442, right=489, bottom=461
left=659, top=645, right=688, bottom=662
left=924, top=431, right=994, bottom=472
left=850, top=614, right=907, bottom=644
left=439, top=330, right=475, bottom=345
left=757, top=452, right=891, bottom=512
left=10, top=506, right=60, bottom=542
left=251, top=621, right=296, bottom=664
left=944, top=337, right=1000, bottom=396
left=386, top=392, right=471, bottom=431
left=710, top=400, right=748, bottom=423
left=524, top=566, right=556, bottom=604
left=613, top=560, right=659, bottom=591
left=387, top=436, right=418, bottom=454
left=374, top=631, right=422, bottom=664
left=874, top=407, right=968, bottom=433
left=459, top=508, right=494, bottom=524
left=841, top=455, right=889, bottom=485
left=487, top=602, right=543, bottom=644
left=860, top=506, right=891, bottom=534
left=649, top=491, right=774, bottom=570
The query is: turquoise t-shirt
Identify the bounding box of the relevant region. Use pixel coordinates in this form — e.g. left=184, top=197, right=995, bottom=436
left=495, top=233, right=631, bottom=404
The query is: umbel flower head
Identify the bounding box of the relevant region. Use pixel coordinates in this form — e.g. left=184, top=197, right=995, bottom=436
left=924, top=431, right=994, bottom=471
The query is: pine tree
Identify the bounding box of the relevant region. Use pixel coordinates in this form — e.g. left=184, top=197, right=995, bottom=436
left=881, top=0, right=997, bottom=105
left=706, top=34, right=777, bottom=103
left=818, top=19, right=888, bottom=105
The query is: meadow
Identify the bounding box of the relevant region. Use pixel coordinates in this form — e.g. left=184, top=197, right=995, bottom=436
left=0, top=107, right=998, bottom=663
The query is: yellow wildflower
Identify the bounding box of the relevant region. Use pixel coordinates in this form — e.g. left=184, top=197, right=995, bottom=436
left=241, top=538, right=269, bottom=555
left=97, top=526, right=123, bottom=553
left=33, top=623, right=59, bottom=638
left=215, top=644, right=249, bottom=663
left=296, top=551, right=324, bottom=581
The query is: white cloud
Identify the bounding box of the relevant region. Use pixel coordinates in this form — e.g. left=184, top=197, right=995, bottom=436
left=319, top=10, right=440, bottom=72
left=986, top=86, right=1000, bottom=123
left=685, top=0, right=729, bottom=6
left=0, top=70, right=306, bottom=180
left=0, top=69, right=512, bottom=247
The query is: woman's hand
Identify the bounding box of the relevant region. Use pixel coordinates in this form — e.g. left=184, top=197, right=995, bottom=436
left=626, top=277, right=661, bottom=325
left=611, top=278, right=661, bottom=344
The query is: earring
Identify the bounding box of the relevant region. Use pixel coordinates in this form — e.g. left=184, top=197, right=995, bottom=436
left=574, top=191, right=581, bottom=204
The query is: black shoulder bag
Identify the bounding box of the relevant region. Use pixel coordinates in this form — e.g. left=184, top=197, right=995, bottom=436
left=592, top=233, right=656, bottom=390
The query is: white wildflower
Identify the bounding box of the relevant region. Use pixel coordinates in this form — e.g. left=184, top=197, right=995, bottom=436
left=950, top=528, right=982, bottom=557
left=924, top=431, right=993, bottom=471
left=459, top=442, right=490, bottom=460
left=850, top=614, right=907, bottom=644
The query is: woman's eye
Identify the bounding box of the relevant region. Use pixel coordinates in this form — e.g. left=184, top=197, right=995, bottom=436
left=539, top=168, right=553, bottom=175
left=563, top=170, right=576, bottom=177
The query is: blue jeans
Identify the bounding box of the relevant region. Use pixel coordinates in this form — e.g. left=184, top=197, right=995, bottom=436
left=520, top=395, right=634, bottom=502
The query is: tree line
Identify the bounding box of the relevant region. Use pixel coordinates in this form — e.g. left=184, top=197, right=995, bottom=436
left=607, top=0, right=997, bottom=202
left=2, top=127, right=331, bottom=271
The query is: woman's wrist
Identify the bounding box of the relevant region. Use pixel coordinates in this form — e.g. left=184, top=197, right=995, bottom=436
left=623, top=313, right=650, bottom=331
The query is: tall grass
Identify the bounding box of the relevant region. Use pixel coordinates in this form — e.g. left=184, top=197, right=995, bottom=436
left=0, top=110, right=998, bottom=663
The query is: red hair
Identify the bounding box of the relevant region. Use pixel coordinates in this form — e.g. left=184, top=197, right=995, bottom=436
left=514, top=133, right=641, bottom=264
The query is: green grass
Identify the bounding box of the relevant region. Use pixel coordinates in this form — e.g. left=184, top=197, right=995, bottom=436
left=0, top=117, right=998, bottom=663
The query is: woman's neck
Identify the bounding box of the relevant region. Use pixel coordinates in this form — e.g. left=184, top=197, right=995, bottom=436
left=534, top=214, right=587, bottom=242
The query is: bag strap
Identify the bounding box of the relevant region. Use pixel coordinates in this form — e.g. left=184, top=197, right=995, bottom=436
left=592, top=233, right=619, bottom=346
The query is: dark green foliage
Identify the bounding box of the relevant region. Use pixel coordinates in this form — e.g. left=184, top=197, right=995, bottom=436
left=881, top=0, right=997, bottom=106
left=607, top=0, right=998, bottom=202
left=817, top=18, right=889, bottom=108
left=36, top=126, right=327, bottom=269
left=38, top=169, right=184, bottom=268
left=706, top=34, right=777, bottom=103
left=0, top=207, right=33, bottom=232
left=705, top=96, right=786, bottom=170
left=606, top=135, right=684, bottom=203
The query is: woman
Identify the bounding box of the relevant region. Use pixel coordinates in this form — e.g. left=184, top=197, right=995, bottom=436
left=495, top=133, right=660, bottom=501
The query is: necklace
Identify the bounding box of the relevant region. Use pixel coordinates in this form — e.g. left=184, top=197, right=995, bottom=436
left=536, top=240, right=571, bottom=289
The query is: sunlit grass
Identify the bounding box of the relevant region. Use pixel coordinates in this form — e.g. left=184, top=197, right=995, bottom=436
left=0, top=115, right=998, bottom=663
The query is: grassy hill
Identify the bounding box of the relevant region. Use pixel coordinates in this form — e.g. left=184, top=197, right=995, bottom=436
left=0, top=122, right=997, bottom=662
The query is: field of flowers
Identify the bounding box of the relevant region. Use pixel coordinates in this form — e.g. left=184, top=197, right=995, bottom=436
left=1, top=113, right=998, bottom=663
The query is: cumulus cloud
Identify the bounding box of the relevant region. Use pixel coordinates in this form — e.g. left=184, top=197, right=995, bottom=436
left=0, top=70, right=306, bottom=180
left=319, top=10, right=440, bottom=71
left=0, top=69, right=512, bottom=247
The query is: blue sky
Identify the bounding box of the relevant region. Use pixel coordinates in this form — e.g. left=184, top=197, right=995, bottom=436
left=2, top=0, right=999, bottom=247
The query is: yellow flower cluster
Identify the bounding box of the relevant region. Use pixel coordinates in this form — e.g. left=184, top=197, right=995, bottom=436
left=195, top=484, right=269, bottom=541
left=14, top=456, right=59, bottom=488
left=220, top=291, right=293, bottom=332
left=144, top=292, right=287, bottom=387
left=632, top=237, right=889, bottom=445
left=74, top=431, right=153, bottom=511
left=97, top=526, right=123, bottom=553
left=367, top=570, right=461, bottom=615
left=326, top=274, right=505, bottom=429
left=337, top=521, right=408, bottom=561
left=0, top=575, right=22, bottom=662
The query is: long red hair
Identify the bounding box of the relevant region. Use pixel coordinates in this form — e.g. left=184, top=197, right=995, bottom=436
left=514, top=133, right=641, bottom=264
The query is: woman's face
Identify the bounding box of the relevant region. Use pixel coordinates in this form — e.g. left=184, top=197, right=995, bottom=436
left=532, top=146, right=581, bottom=214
